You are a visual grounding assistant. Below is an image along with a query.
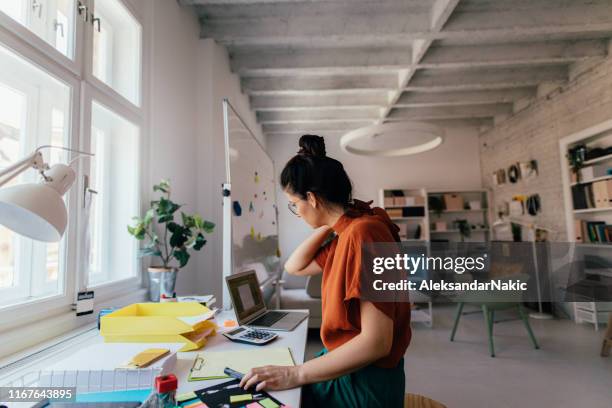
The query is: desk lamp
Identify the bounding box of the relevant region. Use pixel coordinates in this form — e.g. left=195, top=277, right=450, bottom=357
left=0, top=145, right=92, bottom=242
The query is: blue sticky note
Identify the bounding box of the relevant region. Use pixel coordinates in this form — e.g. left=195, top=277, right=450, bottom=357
left=76, top=389, right=152, bottom=403
left=233, top=201, right=242, bottom=216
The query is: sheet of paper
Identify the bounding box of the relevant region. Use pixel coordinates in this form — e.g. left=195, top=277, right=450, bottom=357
left=178, top=310, right=216, bottom=325
left=190, top=348, right=294, bottom=380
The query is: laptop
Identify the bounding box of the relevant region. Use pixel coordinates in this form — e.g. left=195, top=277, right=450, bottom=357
left=226, top=270, right=308, bottom=331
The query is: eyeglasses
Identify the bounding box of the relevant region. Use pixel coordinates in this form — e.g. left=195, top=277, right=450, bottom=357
left=288, top=201, right=299, bottom=216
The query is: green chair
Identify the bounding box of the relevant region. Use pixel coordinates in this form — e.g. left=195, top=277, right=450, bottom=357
left=449, top=274, right=540, bottom=357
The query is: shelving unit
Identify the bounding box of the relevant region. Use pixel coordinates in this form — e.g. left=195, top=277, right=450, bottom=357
left=559, top=118, right=612, bottom=329
left=427, top=190, right=491, bottom=243
left=379, top=188, right=432, bottom=327
left=379, top=188, right=429, bottom=241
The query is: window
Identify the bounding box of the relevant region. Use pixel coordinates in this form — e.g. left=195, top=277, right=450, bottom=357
left=87, top=101, right=139, bottom=286
left=92, top=0, right=141, bottom=105
left=0, top=0, right=76, bottom=59
left=0, top=0, right=144, bottom=334
left=0, top=43, right=71, bottom=306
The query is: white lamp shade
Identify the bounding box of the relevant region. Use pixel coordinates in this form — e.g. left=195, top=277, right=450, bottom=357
left=0, top=183, right=67, bottom=242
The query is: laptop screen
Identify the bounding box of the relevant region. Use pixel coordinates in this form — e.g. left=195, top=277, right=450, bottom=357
left=226, top=270, right=266, bottom=323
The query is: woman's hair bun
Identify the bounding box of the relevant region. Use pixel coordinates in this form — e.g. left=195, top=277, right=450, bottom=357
left=298, top=134, right=326, bottom=157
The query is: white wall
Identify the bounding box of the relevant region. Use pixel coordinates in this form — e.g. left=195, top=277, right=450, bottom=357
left=144, top=0, right=267, bottom=300
left=146, top=0, right=201, bottom=293
left=194, top=40, right=266, bottom=300
left=267, top=128, right=483, bottom=272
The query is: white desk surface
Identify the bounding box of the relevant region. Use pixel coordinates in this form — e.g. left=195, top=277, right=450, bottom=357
left=45, top=309, right=309, bottom=408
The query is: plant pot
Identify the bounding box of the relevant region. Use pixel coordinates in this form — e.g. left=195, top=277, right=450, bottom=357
left=148, top=266, right=178, bottom=302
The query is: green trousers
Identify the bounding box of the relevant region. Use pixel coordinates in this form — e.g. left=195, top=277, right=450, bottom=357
left=302, top=349, right=405, bottom=408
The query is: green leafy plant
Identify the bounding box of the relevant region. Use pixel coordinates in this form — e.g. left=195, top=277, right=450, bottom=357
left=127, top=180, right=214, bottom=269
left=428, top=196, right=445, bottom=217
left=454, top=219, right=471, bottom=242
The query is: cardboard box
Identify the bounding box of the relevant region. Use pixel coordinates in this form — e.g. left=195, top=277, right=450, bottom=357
left=386, top=208, right=403, bottom=218
left=434, top=221, right=447, bottom=231
left=592, top=179, right=612, bottom=208
left=580, top=164, right=611, bottom=182
left=100, top=303, right=217, bottom=351
left=443, top=194, right=464, bottom=211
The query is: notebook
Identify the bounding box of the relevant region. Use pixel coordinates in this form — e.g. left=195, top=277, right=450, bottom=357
left=188, top=348, right=295, bottom=381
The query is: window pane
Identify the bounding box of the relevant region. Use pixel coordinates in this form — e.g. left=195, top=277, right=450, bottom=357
left=0, top=0, right=76, bottom=59
left=92, top=0, right=141, bottom=105
left=88, top=101, right=139, bottom=286
left=0, top=43, right=70, bottom=305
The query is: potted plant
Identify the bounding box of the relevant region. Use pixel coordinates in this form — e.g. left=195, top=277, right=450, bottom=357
left=454, top=219, right=471, bottom=242
left=128, top=180, right=214, bottom=301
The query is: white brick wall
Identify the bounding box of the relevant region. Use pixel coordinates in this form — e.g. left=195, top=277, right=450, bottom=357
left=480, top=55, right=612, bottom=241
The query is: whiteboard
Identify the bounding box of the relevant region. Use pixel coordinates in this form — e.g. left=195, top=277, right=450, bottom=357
left=222, top=99, right=280, bottom=307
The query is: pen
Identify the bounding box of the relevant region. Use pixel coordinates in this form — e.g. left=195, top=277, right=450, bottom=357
left=224, top=366, right=263, bottom=390
left=224, top=366, right=244, bottom=380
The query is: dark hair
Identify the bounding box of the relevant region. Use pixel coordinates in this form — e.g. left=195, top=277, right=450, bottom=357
left=280, top=134, right=352, bottom=208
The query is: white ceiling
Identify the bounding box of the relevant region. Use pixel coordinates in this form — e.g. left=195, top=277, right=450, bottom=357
left=179, top=0, right=612, bottom=138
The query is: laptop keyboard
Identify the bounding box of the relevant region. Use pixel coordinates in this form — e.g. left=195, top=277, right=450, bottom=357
left=250, top=311, right=289, bottom=327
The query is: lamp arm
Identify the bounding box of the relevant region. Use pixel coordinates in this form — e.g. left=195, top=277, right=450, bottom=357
left=0, top=146, right=95, bottom=188
left=0, top=151, right=42, bottom=187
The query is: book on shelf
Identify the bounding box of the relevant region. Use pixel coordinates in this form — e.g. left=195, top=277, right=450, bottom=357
left=575, top=220, right=612, bottom=244
left=571, top=181, right=612, bottom=210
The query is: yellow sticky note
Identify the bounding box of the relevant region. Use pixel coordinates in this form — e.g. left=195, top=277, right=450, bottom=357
left=230, top=394, right=252, bottom=403
left=259, top=398, right=280, bottom=408
left=250, top=226, right=255, bottom=239
left=176, top=391, right=197, bottom=402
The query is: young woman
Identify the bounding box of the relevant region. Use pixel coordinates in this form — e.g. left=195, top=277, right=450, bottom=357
left=240, top=135, right=411, bottom=407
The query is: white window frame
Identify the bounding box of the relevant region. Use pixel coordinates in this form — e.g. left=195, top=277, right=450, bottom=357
left=78, top=84, right=143, bottom=294
left=85, top=0, right=143, bottom=111
left=0, top=0, right=83, bottom=76
left=0, top=71, right=68, bottom=303
left=0, top=0, right=149, bottom=354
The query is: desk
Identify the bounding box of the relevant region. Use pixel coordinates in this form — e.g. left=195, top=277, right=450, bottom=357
left=175, top=309, right=308, bottom=407
left=39, top=309, right=308, bottom=407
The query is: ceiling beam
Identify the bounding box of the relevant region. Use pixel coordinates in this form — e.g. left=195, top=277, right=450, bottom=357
left=262, top=121, right=374, bottom=133
left=229, top=46, right=413, bottom=75
left=198, top=3, right=430, bottom=47
left=387, top=104, right=512, bottom=120
left=242, top=74, right=399, bottom=94
left=195, top=1, right=612, bottom=47
left=406, top=66, right=567, bottom=92
left=440, top=2, right=612, bottom=43
left=257, top=108, right=381, bottom=124
left=378, top=0, right=461, bottom=123
left=382, top=117, right=493, bottom=128
left=395, top=88, right=536, bottom=108
left=419, top=39, right=608, bottom=69
left=250, top=93, right=389, bottom=111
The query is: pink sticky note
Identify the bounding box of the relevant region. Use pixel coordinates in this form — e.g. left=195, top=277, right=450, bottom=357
left=245, top=403, right=261, bottom=408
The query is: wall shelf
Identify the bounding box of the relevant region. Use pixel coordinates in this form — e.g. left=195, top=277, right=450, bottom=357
left=559, top=118, right=612, bottom=329
left=582, top=153, right=612, bottom=166
left=573, top=207, right=612, bottom=214
left=571, top=173, right=612, bottom=186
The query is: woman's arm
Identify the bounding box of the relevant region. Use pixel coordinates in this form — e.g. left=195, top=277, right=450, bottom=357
left=284, top=226, right=332, bottom=275
left=240, top=301, right=394, bottom=391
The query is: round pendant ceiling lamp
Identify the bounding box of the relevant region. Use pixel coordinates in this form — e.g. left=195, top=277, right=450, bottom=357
left=340, top=121, right=444, bottom=157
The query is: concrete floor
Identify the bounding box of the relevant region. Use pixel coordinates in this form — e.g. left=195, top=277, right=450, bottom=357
left=305, top=305, right=612, bottom=408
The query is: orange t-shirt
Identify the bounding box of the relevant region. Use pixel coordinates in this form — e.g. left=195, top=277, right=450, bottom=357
left=314, top=206, right=412, bottom=368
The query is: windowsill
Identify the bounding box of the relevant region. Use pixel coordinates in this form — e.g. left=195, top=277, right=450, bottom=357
left=0, top=286, right=147, bottom=362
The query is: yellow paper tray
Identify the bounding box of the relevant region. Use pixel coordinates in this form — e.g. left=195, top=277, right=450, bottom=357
left=100, top=303, right=216, bottom=351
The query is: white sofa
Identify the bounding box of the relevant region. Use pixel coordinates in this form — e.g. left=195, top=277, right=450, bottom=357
left=276, top=271, right=323, bottom=328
